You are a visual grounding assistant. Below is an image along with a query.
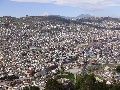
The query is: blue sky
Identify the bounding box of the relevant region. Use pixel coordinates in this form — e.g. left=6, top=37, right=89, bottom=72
left=0, top=0, right=120, bottom=17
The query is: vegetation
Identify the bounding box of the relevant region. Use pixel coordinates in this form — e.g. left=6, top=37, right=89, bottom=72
left=45, top=78, right=66, bottom=90
left=116, top=65, right=120, bottom=73
left=95, top=74, right=104, bottom=80
left=23, top=86, right=40, bottom=90
left=0, top=75, right=19, bottom=81
left=45, top=74, right=120, bottom=90
left=88, top=65, right=105, bottom=74
left=58, top=72, right=74, bottom=82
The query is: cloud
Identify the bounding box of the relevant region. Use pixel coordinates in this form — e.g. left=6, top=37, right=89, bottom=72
left=10, top=0, right=120, bottom=11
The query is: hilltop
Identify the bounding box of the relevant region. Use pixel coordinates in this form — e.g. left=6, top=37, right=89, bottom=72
left=1, top=15, right=120, bottom=30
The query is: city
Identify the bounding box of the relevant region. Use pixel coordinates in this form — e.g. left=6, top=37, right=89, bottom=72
left=0, top=15, right=120, bottom=90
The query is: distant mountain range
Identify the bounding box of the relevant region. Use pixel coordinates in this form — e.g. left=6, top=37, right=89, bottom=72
left=77, top=14, right=93, bottom=18
left=49, top=14, right=93, bottom=20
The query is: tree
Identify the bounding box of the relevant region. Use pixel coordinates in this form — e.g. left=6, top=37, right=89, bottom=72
left=75, top=74, right=85, bottom=90
left=45, top=78, right=65, bottom=90
left=85, top=74, right=96, bottom=90
left=75, top=74, right=110, bottom=90
left=116, top=66, right=120, bottom=73
left=65, top=82, right=74, bottom=90
left=30, top=86, right=40, bottom=90
left=23, top=86, right=29, bottom=90
left=23, top=86, right=40, bottom=90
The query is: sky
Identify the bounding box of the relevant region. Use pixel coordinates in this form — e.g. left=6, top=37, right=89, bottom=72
left=1, top=0, right=120, bottom=17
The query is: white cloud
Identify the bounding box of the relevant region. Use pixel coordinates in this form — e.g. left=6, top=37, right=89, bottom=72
left=10, top=0, right=120, bottom=11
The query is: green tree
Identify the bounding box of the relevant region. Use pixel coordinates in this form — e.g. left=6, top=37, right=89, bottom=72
left=75, top=74, right=111, bottom=90
left=84, top=74, right=96, bottom=90
left=116, top=66, right=120, bottom=73
left=31, top=86, right=40, bottom=90
left=45, top=78, right=65, bottom=90
left=75, top=74, right=85, bottom=90
left=23, top=86, right=40, bottom=90
left=23, top=86, right=29, bottom=90
left=95, top=80, right=109, bottom=90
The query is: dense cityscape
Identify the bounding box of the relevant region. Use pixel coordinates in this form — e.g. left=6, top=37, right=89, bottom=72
left=0, top=15, right=120, bottom=90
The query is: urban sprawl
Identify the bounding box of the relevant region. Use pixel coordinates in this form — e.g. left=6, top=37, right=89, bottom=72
left=0, top=16, right=120, bottom=90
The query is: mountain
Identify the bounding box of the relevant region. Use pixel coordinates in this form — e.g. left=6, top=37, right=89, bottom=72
left=77, top=14, right=93, bottom=18
left=59, top=14, right=93, bottom=20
